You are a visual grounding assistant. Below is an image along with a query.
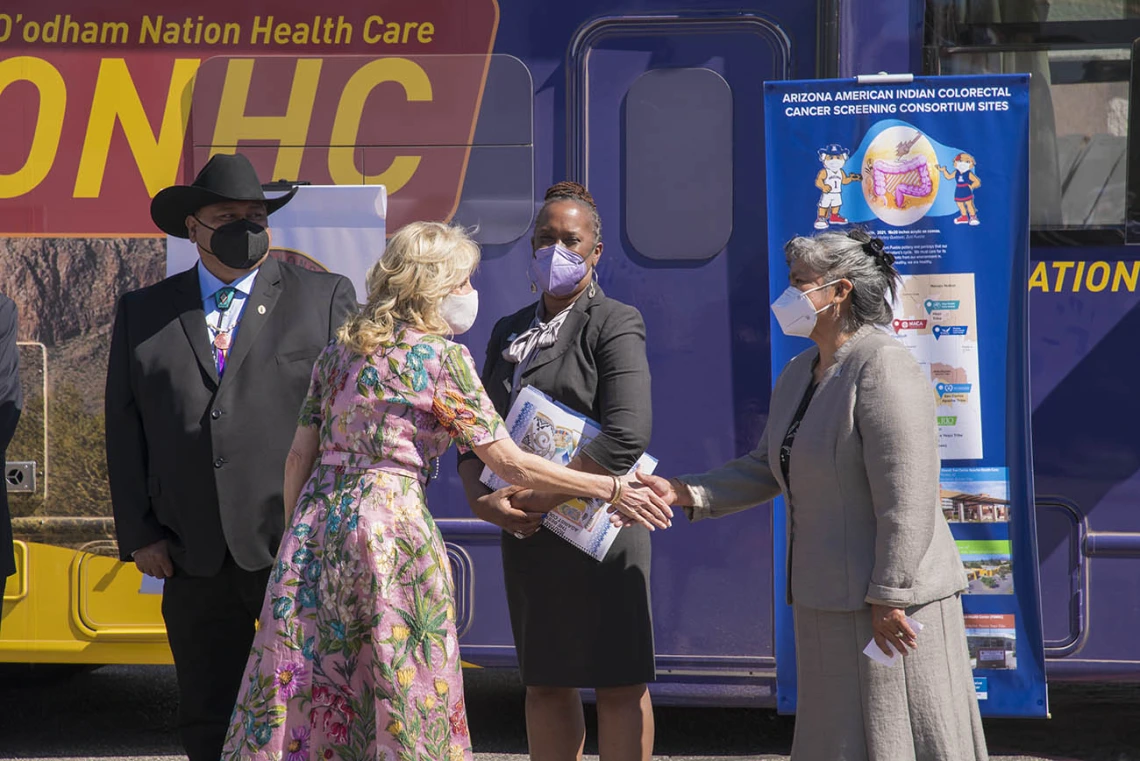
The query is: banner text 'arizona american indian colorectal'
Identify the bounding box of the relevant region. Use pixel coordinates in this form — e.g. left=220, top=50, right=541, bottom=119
left=0, top=0, right=500, bottom=236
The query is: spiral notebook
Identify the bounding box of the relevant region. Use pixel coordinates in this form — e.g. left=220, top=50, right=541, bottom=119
left=480, top=385, right=658, bottom=561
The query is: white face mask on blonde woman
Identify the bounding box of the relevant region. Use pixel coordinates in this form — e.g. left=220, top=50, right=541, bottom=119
left=440, top=290, right=479, bottom=335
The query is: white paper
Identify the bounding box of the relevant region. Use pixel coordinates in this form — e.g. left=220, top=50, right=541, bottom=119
left=139, top=575, right=165, bottom=595
left=862, top=616, right=925, bottom=667
left=481, top=385, right=658, bottom=561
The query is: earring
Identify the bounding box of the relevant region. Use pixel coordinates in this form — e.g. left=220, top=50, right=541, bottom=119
left=530, top=281, right=537, bottom=293
left=587, top=269, right=598, bottom=298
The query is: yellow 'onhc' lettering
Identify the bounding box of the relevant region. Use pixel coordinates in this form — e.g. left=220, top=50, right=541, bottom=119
left=0, top=57, right=66, bottom=199
left=328, top=58, right=433, bottom=192
left=0, top=55, right=446, bottom=203
left=74, top=58, right=200, bottom=198
left=209, top=59, right=323, bottom=182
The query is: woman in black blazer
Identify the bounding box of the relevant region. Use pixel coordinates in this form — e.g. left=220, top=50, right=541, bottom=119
left=458, top=182, right=658, bottom=761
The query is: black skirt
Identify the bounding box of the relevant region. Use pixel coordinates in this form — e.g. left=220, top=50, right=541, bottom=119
left=500, top=521, right=655, bottom=687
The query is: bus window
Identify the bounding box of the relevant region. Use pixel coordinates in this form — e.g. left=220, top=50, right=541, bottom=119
left=188, top=54, right=535, bottom=244
left=925, top=1, right=1137, bottom=235
left=625, top=67, right=734, bottom=261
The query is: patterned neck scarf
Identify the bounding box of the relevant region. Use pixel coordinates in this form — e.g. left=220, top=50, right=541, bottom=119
left=502, top=303, right=574, bottom=366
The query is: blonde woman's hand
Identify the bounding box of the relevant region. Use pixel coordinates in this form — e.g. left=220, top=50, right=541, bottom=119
left=609, top=471, right=680, bottom=528
left=610, top=472, right=673, bottom=530
left=871, top=603, right=918, bottom=657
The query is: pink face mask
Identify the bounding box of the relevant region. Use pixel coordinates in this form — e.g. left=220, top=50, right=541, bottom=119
left=530, top=243, right=589, bottom=297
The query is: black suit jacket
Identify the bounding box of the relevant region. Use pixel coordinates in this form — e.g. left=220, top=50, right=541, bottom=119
left=105, top=257, right=356, bottom=576
left=460, top=286, right=652, bottom=474
left=0, top=295, right=21, bottom=579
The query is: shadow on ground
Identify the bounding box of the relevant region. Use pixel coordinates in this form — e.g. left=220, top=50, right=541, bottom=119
left=0, top=665, right=1136, bottom=759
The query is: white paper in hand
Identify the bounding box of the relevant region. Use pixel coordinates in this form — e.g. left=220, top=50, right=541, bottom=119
left=863, top=616, right=924, bottom=667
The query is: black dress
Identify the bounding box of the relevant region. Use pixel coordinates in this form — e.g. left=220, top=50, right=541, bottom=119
left=501, top=516, right=653, bottom=687
left=463, top=287, right=655, bottom=688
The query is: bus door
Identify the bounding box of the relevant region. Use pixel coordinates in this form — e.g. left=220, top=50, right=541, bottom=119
left=565, top=10, right=816, bottom=701
left=923, top=1, right=1140, bottom=673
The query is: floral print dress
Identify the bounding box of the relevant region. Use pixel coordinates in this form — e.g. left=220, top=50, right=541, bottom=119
left=221, top=326, right=505, bottom=761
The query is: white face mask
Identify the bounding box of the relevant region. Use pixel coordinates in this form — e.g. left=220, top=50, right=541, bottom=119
left=440, top=290, right=479, bottom=335
left=770, top=281, right=839, bottom=338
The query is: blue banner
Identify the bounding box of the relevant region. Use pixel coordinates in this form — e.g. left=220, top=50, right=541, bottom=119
left=763, top=75, right=1046, bottom=718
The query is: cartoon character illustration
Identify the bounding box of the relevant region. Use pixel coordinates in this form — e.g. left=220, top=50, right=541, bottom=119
left=937, top=153, right=981, bottom=225
left=814, top=143, right=862, bottom=230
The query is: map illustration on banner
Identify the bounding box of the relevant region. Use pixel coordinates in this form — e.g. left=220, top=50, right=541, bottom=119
left=765, top=75, right=1044, bottom=718
left=893, top=273, right=982, bottom=459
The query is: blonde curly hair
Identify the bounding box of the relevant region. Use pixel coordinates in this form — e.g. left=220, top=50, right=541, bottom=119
left=337, top=221, right=480, bottom=355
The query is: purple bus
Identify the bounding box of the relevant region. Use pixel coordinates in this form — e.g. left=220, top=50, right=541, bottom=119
left=430, top=0, right=1140, bottom=705
left=1, top=0, right=1136, bottom=704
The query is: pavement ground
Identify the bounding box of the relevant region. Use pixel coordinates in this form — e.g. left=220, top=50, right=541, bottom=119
left=0, top=664, right=1136, bottom=760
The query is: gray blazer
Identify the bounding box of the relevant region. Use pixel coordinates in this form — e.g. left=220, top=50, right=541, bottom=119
left=680, top=325, right=967, bottom=611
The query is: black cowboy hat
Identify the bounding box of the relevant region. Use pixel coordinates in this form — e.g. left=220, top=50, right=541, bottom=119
left=150, top=153, right=298, bottom=238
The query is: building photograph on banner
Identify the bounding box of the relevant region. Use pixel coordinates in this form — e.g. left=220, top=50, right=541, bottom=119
left=167, top=184, right=387, bottom=303
left=764, top=75, right=1045, bottom=718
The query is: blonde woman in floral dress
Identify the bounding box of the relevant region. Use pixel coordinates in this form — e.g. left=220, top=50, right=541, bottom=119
left=220, top=222, right=672, bottom=761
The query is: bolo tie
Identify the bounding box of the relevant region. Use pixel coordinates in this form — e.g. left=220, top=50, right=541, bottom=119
left=212, top=286, right=237, bottom=377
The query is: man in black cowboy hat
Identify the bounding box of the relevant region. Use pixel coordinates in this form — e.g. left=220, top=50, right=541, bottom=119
left=105, top=153, right=357, bottom=761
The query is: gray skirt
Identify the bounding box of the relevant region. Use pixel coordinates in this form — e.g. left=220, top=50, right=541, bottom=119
left=792, top=594, right=988, bottom=761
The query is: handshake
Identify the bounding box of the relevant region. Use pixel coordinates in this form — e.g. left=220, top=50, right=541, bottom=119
left=478, top=471, right=681, bottom=540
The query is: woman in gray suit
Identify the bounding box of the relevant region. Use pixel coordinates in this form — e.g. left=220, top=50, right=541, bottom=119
left=637, top=230, right=988, bottom=760
left=457, top=181, right=661, bottom=761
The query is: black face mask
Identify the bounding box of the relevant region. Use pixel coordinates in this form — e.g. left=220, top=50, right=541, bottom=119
left=195, top=217, right=270, bottom=270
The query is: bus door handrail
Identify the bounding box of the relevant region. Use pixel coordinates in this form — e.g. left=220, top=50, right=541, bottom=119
left=1034, top=496, right=1089, bottom=659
